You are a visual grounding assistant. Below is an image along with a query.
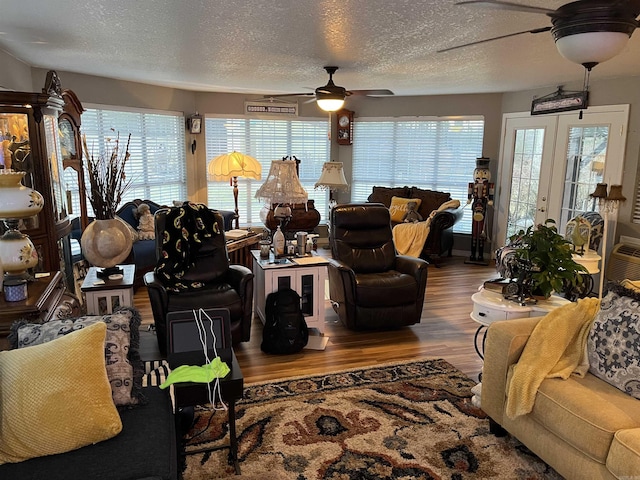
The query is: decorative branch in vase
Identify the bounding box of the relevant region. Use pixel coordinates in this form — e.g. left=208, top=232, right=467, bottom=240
left=80, top=130, right=135, bottom=276
left=82, top=130, right=132, bottom=220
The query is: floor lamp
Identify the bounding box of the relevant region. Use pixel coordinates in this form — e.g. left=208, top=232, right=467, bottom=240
left=208, top=152, right=261, bottom=229
left=590, top=183, right=626, bottom=300
left=314, top=161, right=349, bottom=207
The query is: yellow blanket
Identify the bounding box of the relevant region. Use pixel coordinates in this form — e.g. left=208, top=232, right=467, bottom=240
left=393, top=199, right=460, bottom=258
left=505, top=297, right=600, bottom=419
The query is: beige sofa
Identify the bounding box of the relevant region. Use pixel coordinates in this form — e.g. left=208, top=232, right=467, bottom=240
left=481, top=316, right=640, bottom=480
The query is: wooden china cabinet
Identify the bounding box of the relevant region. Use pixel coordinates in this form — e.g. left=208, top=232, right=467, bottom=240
left=0, top=71, right=73, bottom=289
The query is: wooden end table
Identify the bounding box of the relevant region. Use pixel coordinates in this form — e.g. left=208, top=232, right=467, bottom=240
left=81, top=264, right=136, bottom=315
left=0, top=271, right=66, bottom=334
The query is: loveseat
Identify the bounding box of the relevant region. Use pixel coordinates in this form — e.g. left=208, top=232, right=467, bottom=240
left=481, top=285, right=640, bottom=480
left=72, top=199, right=236, bottom=287
left=367, top=186, right=463, bottom=263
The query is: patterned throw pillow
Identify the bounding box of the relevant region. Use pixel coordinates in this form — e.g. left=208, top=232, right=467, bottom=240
left=9, top=307, right=144, bottom=407
left=587, top=283, right=640, bottom=399
left=389, top=197, right=422, bottom=223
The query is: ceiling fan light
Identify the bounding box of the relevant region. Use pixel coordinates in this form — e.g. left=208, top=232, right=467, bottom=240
left=316, top=97, right=345, bottom=112
left=555, top=31, right=630, bottom=66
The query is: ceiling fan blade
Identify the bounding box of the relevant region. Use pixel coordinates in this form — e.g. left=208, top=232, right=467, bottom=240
left=268, top=93, right=315, bottom=98
left=455, top=0, right=555, bottom=16
left=437, top=26, right=551, bottom=53
left=349, top=89, right=395, bottom=96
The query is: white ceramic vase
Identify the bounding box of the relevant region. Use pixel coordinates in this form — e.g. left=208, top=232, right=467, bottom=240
left=80, top=217, right=134, bottom=269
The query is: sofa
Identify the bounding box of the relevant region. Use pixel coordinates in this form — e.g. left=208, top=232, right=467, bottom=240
left=0, top=308, right=177, bottom=480
left=481, top=285, right=640, bottom=480
left=367, top=186, right=463, bottom=264
left=72, top=199, right=236, bottom=287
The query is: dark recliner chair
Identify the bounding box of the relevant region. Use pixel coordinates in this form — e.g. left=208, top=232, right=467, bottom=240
left=144, top=205, right=253, bottom=356
left=327, top=203, right=429, bottom=330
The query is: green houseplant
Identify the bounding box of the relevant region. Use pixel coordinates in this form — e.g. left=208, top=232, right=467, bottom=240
left=506, top=219, right=588, bottom=299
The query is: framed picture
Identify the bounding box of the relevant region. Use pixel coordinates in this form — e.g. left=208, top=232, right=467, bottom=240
left=187, top=115, right=202, bottom=134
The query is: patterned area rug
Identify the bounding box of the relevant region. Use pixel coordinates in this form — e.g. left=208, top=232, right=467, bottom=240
left=182, top=358, right=561, bottom=480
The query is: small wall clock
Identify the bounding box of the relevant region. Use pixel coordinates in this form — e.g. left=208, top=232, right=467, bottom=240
left=336, top=109, right=354, bottom=145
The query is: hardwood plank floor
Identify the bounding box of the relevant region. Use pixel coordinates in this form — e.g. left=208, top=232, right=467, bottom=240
left=134, top=254, right=496, bottom=384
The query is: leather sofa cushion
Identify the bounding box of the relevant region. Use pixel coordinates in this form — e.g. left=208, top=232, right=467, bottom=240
left=368, top=186, right=410, bottom=208
left=408, top=188, right=452, bottom=221
left=355, top=270, right=418, bottom=307
left=608, top=428, right=640, bottom=478
left=529, top=373, right=640, bottom=463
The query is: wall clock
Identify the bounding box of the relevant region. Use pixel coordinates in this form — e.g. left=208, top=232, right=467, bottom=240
left=187, top=114, right=202, bottom=134
left=336, top=109, right=354, bottom=145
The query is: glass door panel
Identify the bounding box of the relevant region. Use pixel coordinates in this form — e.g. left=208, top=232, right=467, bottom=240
left=559, top=125, right=608, bottom=227
left=496, top=115, right=557, bottom=246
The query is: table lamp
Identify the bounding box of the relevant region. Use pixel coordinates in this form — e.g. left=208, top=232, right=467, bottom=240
left=208, top=151, right=261, bottom=229
left=0, top=170, right=44, bottom=280
left=314, top=161, right=349, bottom=207
left=590, top=183, right=626, bottom=300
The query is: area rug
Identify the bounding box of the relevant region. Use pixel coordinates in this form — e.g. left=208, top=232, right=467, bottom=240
left=181, top=358, right=561, bottom=480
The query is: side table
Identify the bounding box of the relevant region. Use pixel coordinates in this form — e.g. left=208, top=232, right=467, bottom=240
left=226, top=232, right=261, bottom=270
left=0, top=271, right=66, bottom=334
left=470, top=287, right=570, bottom=359
left=81, top=264, right=136, bottom=315
left=251, top=250, right=329, bottom=349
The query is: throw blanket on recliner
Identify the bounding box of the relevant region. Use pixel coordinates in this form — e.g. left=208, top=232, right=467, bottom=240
left=155, top=202, right=222, bottom=292
left=393, top=199, right=460, bottom=257
left=505, top=297, right=600, bottom=419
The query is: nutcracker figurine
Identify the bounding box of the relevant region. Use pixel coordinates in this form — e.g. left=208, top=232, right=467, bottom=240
left=465, top=157, right=494, bottom=265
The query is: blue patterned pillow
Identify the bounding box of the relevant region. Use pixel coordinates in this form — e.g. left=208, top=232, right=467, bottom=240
left=587, top=284, right=640, bottom=399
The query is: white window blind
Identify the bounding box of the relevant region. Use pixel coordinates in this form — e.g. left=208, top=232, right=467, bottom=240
left=64, top=105, right=187, bottom=217
left=351, top=117, right=485, bottom=233
left=205, top=116, right=330, bottom=227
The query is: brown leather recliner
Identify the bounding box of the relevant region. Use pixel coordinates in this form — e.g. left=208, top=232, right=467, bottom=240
left=328, top=203, right=429, bottom=330
left=144, top=204, right=253, bottom=356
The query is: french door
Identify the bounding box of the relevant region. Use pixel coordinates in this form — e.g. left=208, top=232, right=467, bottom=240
left=495, top=105, right=629, bottom=257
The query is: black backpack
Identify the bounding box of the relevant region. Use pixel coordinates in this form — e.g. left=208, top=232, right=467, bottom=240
left=261, top=288, right=309, bottom=354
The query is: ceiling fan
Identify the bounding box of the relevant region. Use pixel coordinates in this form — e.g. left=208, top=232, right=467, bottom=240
left=272, top=66, right=394, bottom=112
left=439, top=0, right=640, bottom=70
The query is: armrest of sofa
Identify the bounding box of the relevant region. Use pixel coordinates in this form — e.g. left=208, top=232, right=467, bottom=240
left=431, top=207, right=463, bottom=231
left=481, top=316, right=541, bottom=426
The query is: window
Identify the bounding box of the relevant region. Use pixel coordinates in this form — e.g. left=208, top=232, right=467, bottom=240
left=64, top=105, right=187, bottom=217
left=205, top=116, right=330, bottom=227
left=351, top=117, right=485, bottom=233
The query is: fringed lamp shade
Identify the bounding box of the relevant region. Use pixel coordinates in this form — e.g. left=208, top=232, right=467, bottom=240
left=208, top=151, right=261, bottom=229
left=207, top=151, right=261, bottom=182
left=255, top=160, right=308, bottom=205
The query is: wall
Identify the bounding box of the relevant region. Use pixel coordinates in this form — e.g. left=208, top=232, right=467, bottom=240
left=502, top=75, right=640, bottom=242
left=0, top=50, right=32, bottom=91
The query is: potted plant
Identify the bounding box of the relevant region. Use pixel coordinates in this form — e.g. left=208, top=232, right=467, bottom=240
left=80, top=131, right=134, bottom=276
left=501, top=219, right=588, bottom=300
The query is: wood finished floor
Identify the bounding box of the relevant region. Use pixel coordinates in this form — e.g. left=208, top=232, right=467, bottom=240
left=135, top=255, right=496, bottom=384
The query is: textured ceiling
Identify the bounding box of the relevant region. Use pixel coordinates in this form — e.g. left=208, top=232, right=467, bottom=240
left=1, top=0, right=639, bottom=96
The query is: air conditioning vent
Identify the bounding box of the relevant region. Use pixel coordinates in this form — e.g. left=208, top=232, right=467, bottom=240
left=615, top=245, right=640, bottom=258
left=607, top=243, right=640, bottom=282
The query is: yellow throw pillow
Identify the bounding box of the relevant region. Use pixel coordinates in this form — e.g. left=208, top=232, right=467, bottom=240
left=0, top=322, right=122, bottom=465
left=389, top=196, right=422, bottom=223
